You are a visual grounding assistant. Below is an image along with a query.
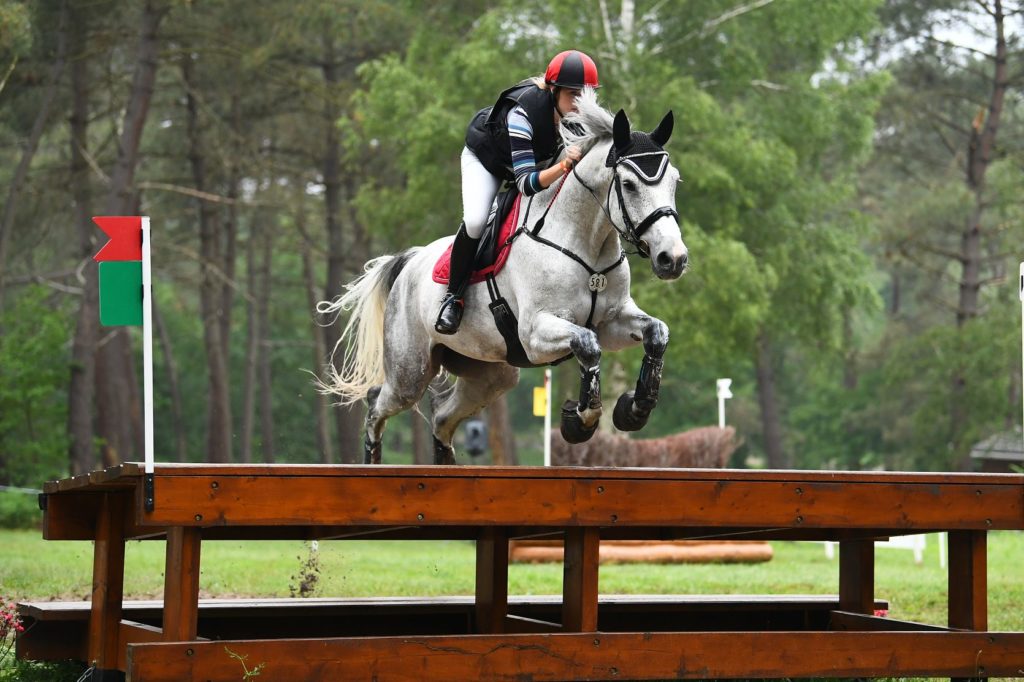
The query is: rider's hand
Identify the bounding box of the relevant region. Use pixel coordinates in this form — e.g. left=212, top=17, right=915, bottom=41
left=565, top=146, right=583, bottom=163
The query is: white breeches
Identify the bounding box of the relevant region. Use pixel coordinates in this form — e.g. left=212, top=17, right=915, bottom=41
left=461, top=146, right=502, bottom=239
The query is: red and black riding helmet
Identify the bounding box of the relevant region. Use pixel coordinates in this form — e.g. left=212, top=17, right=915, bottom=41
left=544, top=50, right=600, bottom=89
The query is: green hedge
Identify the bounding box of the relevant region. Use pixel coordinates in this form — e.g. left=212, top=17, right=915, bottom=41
left=0, top=490, right=41, bottom=529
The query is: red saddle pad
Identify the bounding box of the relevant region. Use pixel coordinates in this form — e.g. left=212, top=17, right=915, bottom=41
left=432, top=195, right=522, bottom=285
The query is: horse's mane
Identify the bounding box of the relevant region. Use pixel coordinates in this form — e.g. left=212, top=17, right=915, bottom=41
left=560, top=86, right=614, bottom=154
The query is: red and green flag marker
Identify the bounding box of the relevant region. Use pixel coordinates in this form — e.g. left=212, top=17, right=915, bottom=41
left=93, top=216, right=155, bottom=484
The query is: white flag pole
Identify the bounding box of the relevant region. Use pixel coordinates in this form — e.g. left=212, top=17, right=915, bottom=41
left=544, top=368, right=552, bottom=466
left=142, top=217, right=155, bottom=508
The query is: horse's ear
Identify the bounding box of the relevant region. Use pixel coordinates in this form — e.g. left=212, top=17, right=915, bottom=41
left=650, top=110, right=674, bottom=147
left=613, top=109, right=631, bottom=152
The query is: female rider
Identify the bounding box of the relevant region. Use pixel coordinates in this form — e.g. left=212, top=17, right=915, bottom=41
left=435, top=49, right=601, bottom=335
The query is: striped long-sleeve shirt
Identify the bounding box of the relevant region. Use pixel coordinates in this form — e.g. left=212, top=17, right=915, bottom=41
left=506, top=104, right=556, bottom=197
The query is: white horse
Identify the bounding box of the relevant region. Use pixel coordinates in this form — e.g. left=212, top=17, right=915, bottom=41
left=318, top=89, right=688, bottom=464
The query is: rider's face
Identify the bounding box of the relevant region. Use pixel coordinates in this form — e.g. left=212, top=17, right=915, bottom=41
left=556, top=88, right=582, bottom=116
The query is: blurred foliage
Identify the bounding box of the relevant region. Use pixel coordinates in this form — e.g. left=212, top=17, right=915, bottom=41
left=0, top=287, right=70, bottom=486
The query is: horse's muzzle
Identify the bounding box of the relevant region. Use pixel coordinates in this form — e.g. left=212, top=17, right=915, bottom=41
left=653, top=248, right=688, bottom=280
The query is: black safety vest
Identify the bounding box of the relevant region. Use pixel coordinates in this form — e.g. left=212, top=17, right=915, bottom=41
left=464, top=81, right=560, bottom=181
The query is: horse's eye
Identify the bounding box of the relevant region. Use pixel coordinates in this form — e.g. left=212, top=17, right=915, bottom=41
left=622, top=179, right=638, bottom=192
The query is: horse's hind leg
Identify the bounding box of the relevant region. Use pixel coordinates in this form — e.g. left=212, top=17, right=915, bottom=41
left=430, top=360, right=519, bottom=464
left=364, top=347, right=439, bottom=464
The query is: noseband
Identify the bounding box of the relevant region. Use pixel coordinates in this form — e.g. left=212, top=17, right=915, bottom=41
left=575, top=149, right=679, bottom=258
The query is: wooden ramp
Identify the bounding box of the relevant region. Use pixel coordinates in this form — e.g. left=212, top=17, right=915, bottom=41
left=18, top=463, right=1024, bottom=680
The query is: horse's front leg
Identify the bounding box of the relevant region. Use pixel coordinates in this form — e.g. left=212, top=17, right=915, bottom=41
left=524, top=312, right=602, bottom=443
left=598, top=302, right=669, bottom=432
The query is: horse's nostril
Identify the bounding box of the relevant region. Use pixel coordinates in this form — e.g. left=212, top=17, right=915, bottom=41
left=657, top=252, right=673, bottom=269
left=680, top=252, right=689, bottom=267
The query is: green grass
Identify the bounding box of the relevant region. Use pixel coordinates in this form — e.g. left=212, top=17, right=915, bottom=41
left=2, top=530, right=1023, bottom=680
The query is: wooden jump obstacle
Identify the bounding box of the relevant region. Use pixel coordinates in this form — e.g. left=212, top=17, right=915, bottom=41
left=17, top=463, right=1024, bottom=681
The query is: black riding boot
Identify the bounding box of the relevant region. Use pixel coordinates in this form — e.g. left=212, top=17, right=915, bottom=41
left=435, top=223, right=480, bottom=335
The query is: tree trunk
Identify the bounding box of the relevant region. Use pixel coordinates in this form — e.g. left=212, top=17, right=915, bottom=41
left=220, top=94, right=241, bottom=363
left=183, top=50, right=233, bottom=464
left=94, top=0, right=166, bottom=468
left=486, top=394, right=519, bottom=466
left=754, top=331, right=786, bottom=468
left=239, top=213, right=259, bottom=464
left=66, top=1, right=96, bottom=476
left=297, top=208, right=335, bottom=464
left=0, top=1, right=68, bottom=304
left=257, top=226, right=274, bottom=464
left=152, top=298, right=187, bottom=462
left=319, top=37, right=363, bottom=462
left=952, top=0, right=1008, bottom=470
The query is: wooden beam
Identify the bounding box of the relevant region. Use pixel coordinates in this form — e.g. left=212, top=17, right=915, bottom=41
left=562, top=527, right=600, bottom=632
left=474, top=527, right=508, bottom=634
left=87, top=493, right=126, bottom=671
left=127, top=631, right=1024, bottom=681
left=839, top=538, right=874, bottom=614
left=162, top=527, right=202, bottom=641
left=141, top=475, right=1024, bottom=530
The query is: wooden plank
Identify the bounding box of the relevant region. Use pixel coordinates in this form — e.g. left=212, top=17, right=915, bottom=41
left=87, top=493, right=126, bottom=671
left=948, top=530, right=987, bottom=630
left=839, top=539, right=874, bottom=613
left=117, top=620, right=165, bottom=670
left=829, top=611, right=951, bottom=632
left=107, top=461, right=1024, bottom=485
left=128, top=631, right=1024, bottom=681
left=562, top=527, right=600, bottom=631
left=504, top=614, right=561, bottom=633
left=140, top=475, right=1024, bottom=530
left=474, top=527, right=508, bottom=634
left=162, top=527, right=202, bottom=641
left=15, top=619, right=86, bottom=662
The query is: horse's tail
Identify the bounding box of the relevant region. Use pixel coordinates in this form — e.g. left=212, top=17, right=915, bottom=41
left=315, top=249, right=419, bottom=405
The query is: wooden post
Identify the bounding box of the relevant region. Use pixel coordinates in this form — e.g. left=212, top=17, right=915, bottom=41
left=948, top=530, right=987, bottom=630
left=87, top=493, right=126, bottom=675
left=562, top=527, right=600, bottom=631
left=474, top=527, right=509, bottom=633
left=949, top=530, right=988, bottom=682
left=839, top=538, right=874, bottom=614
left=162, top=526, right=202, bottom=641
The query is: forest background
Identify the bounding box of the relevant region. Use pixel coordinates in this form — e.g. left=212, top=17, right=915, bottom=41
left=1, top=0, right=1023, bottom=490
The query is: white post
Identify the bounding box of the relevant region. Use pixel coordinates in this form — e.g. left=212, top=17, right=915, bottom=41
left=544, top=368, right=552, bottom=466
left=142, top=217, right=154, bottom=476
left=716, top=378, right=733, bottom=429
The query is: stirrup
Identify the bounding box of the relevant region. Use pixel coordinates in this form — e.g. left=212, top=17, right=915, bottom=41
left=435, top=293, right=464, bottom=335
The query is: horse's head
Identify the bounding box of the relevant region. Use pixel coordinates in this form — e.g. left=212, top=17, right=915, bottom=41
left=606, top=109, right=688, bottom=280
left=564, top=94, right=688, bottom=281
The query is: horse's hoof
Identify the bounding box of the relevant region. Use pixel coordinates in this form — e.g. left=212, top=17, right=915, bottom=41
left=432, top=436, right=457, bottom=465
left=613, top=391, right=650, bottom=431
left=560, top=400, right=599, bottom=444
left=364, top=436, right=382, bottom=465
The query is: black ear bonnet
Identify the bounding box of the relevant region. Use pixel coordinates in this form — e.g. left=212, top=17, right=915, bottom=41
left=605, top=110, right=674, bottom=184
left=605, top=131, right=670, bottom=183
